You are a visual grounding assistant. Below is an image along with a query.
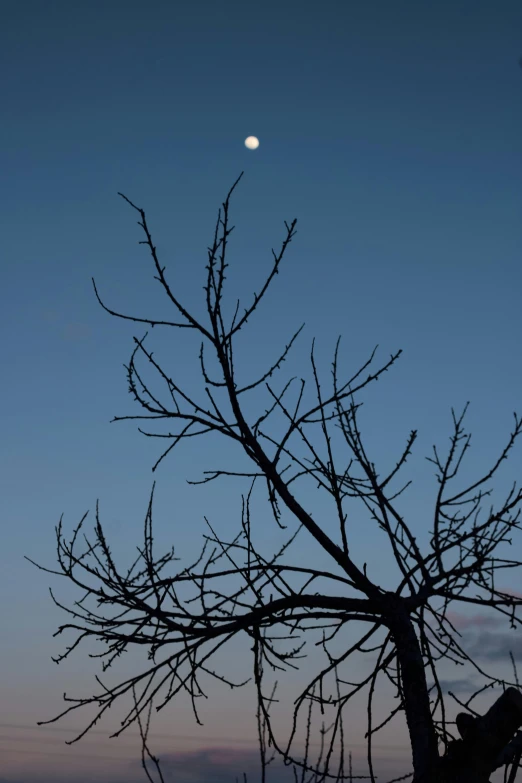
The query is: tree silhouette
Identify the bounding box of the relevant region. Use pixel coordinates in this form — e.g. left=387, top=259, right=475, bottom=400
left=29, top=174, right=522, bottom=783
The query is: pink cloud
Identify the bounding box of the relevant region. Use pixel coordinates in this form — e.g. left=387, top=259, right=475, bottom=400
left=497, top=588, right=522, bottom=600
left=445, top=611, right=504, bottom=630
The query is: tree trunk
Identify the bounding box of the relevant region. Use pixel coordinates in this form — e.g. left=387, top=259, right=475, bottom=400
left=388, top=602, right=522, bottom=783
left=387, top=603, right=440, bottom=782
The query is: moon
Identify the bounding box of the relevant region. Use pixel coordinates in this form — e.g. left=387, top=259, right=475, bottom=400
left=244, top=136, right=260, bottom=150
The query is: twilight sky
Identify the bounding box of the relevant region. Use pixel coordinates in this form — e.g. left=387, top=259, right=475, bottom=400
left=1, top=1, right=521, bottom=781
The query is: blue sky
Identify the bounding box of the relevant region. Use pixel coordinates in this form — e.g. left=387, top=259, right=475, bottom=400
left=1, top=1, right=521, bottom=781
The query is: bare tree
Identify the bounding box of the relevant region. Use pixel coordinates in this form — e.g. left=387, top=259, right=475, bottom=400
left=29, top=174, right=522, bottom=783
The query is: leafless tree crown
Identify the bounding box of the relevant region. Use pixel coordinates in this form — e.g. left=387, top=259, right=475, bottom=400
left=29, top=174, right=522, bottom=783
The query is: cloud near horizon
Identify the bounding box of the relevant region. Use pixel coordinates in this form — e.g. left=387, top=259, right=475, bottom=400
left=143, top=746, right=282, bottom=783
left=464, top=631, right=522, bottom=662
left=435, top=677, right=481, bottom=694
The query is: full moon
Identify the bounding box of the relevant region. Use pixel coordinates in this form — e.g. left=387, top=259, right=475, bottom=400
left=244, top=136, right=259, bottom=150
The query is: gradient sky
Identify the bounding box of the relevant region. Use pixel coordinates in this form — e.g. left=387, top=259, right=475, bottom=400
left=1, top=1, right=521, bottom=781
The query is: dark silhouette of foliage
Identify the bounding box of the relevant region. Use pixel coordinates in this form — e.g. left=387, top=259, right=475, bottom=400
left=29, top=174, right=522, bottom=783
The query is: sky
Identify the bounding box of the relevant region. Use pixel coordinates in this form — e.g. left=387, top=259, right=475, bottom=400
left=1, top=1, right=521, bottom=781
